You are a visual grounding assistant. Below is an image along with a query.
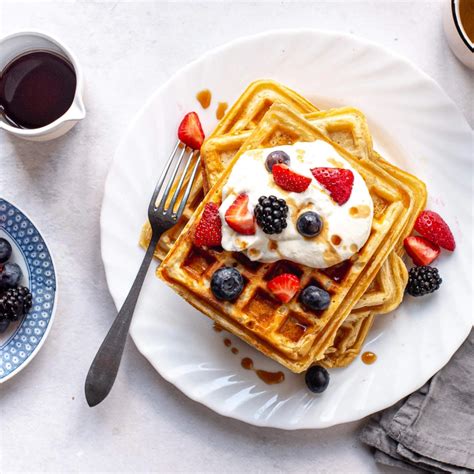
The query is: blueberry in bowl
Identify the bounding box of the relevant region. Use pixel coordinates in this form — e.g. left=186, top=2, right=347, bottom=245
left=0, top=198, right=57, bottom=382
left=0, top=237, right=12, bottom=264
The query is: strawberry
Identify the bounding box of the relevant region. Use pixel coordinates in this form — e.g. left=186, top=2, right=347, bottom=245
left=267, top=273, right=300, bottom=303
left=272, top=164, right=312, bottom=193
left=414, top=210, right=455, bottom=251
left=225, top=193, right=256, bottom=235
left=311, top=167, right=354, bottom=205
left=178, top=112, right=205, bottom=149
left=193, top=203, right=222, bottom=247
left=404, top=236, right=440, bottom=266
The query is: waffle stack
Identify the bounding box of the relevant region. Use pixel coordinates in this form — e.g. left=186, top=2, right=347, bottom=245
left=142, top=80, right=426, bottom=371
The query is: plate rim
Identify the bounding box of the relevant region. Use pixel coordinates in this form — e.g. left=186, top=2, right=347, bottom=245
left=101, top=28, right=473, bottom=429
left=0, top=197, right=59, bottom=384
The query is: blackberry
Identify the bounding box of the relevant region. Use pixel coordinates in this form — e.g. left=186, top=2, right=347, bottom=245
left=406, top=266, right=442, bottom=297
left=254, top=195, right=288, bottom=235
left=0, top=286, right=32, bottom=322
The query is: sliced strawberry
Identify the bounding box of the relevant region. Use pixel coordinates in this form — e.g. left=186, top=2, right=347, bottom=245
left=272, top=164, right=312, bottom=193
left=225, top=193, right=256, bottom=235
left=311, top=167, right=354, bottom=205
left=267, top=273, right=300, bottom=303
left=178, top=112, right=205, bottom=149
left=404, top=236, right=440, bottom=266
left=414, top=210, right=455, bottom=251
left=193, top=203, right=222, bottom=247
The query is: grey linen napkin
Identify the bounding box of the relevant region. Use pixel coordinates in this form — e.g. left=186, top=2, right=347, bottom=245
left=359, top=329, right=474, bottom=473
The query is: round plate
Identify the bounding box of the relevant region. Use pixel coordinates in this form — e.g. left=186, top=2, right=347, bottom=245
left=0, top=199, right=57, bottom=383
left=101, top=30, right=472, bottom=429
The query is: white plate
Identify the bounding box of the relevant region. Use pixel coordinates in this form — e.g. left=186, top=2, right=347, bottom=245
left=101, top=30, right=473, bottom=429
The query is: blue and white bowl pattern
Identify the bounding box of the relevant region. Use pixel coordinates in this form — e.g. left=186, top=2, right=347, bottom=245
left=0, top=199, right=57, bottom=382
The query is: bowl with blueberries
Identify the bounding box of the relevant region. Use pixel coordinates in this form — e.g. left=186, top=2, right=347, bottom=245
left=0, top=199, right=57, bottom=383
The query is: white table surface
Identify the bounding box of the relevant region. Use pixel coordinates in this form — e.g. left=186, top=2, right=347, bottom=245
left=1, top=1, right=472, bottom=472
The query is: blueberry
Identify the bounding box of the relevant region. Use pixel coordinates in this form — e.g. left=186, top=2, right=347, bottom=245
left=0, top=263, right=22, bottom=289
left=297, top=212, right=323, bottom=237
left=0, top=238, right=12, bottom=264
left=265, top=150, right=290, bottom=172
left=305, top=365, right=330, bottom=393
left=211, top=267, right=244, bottom=301
left=300, top=285, right=330, bottom=311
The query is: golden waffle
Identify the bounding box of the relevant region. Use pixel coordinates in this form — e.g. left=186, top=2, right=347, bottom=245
left=158, top=103, right=415, bottom=373
left=200, top=106, right=416, bottom=315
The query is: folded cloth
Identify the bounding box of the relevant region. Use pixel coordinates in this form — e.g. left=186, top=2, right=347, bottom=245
left=359, top=329, right=474, bottom=473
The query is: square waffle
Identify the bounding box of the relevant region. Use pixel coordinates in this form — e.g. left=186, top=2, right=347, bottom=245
left=157, top=103, right=415, bottom=372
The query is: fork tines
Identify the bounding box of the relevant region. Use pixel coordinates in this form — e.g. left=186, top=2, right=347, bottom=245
left=148, top=140, right=201, bottom=220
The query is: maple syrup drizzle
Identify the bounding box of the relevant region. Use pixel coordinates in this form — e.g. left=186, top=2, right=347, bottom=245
left=240, top=357, right=285, bottom=384
left=216, top=102, right=228, bottom=120
left=196, top=89, right=211, bottom=109
left=361, top=351, right=377, bottom=365
left=213, top=334, right=285, bottom=385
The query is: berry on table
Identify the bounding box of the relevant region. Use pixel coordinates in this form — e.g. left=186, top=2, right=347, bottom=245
left=210, top=267, right=244, bottom=301
left=265, top=150, right=290, bottom=172
left=296, top=211, right=323, bottom=237
left=0, top=262, right=22, bottom=289
left=406, top=266, right=442, bottom=297
left=305, top=365, right=330, bottom=393
left=254, top=195, right=288, bottom=235
left=300, top=285, right=331, bottom=311
left=0, top=238, right=12, bottom=264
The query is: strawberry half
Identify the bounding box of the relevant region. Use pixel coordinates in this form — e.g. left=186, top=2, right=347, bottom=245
left=178, top=112, right=205, bottom=149
left=272, top=164, right=312, bottom=193
left=414, top=210, right=455, bottom=251
left=225, top=193, right=256, bottom=235
left=193, top=203, right=222, bottom=247
left=311, top=167, right=354, bottom=205
left=404, top=236, right=440, bottom=266
left=267, top=273, right=300, bottom=303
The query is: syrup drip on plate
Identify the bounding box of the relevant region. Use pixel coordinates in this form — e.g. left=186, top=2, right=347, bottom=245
left=361, top=351, right=377, bottom=365
left=196, top=89, right=211, bottom=109
left=217, top=330, right=285, bottom=385
left=240, top=357, right=285, bottom=385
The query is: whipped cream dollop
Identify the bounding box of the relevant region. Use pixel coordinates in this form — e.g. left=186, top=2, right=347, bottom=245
left=218, top=141, right=374, bottom=269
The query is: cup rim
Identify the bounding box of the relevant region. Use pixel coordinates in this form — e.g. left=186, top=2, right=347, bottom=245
left=452, top=0, right=474, bottom=52
left=0, top=29, right=85, bottom=136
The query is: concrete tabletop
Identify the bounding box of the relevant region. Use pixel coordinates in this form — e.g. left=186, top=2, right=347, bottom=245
left=1, top=1, right=472, bottom=472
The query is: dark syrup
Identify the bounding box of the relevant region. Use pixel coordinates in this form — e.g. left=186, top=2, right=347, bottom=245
left=0, top=50, right=76, bottom=129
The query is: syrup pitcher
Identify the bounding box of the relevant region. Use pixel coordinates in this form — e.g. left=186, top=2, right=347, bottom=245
left=0, top=30, right=85, bottom=141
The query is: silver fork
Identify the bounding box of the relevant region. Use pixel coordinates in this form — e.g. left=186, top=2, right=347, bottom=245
left=85, top=141, right=201, bottom=407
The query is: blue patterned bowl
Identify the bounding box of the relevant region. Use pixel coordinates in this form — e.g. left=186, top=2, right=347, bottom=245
left=0, top=198, right=57, bottom=383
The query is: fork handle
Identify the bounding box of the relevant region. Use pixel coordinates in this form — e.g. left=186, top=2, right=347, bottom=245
left=85, top=231, right=162, bottom=407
